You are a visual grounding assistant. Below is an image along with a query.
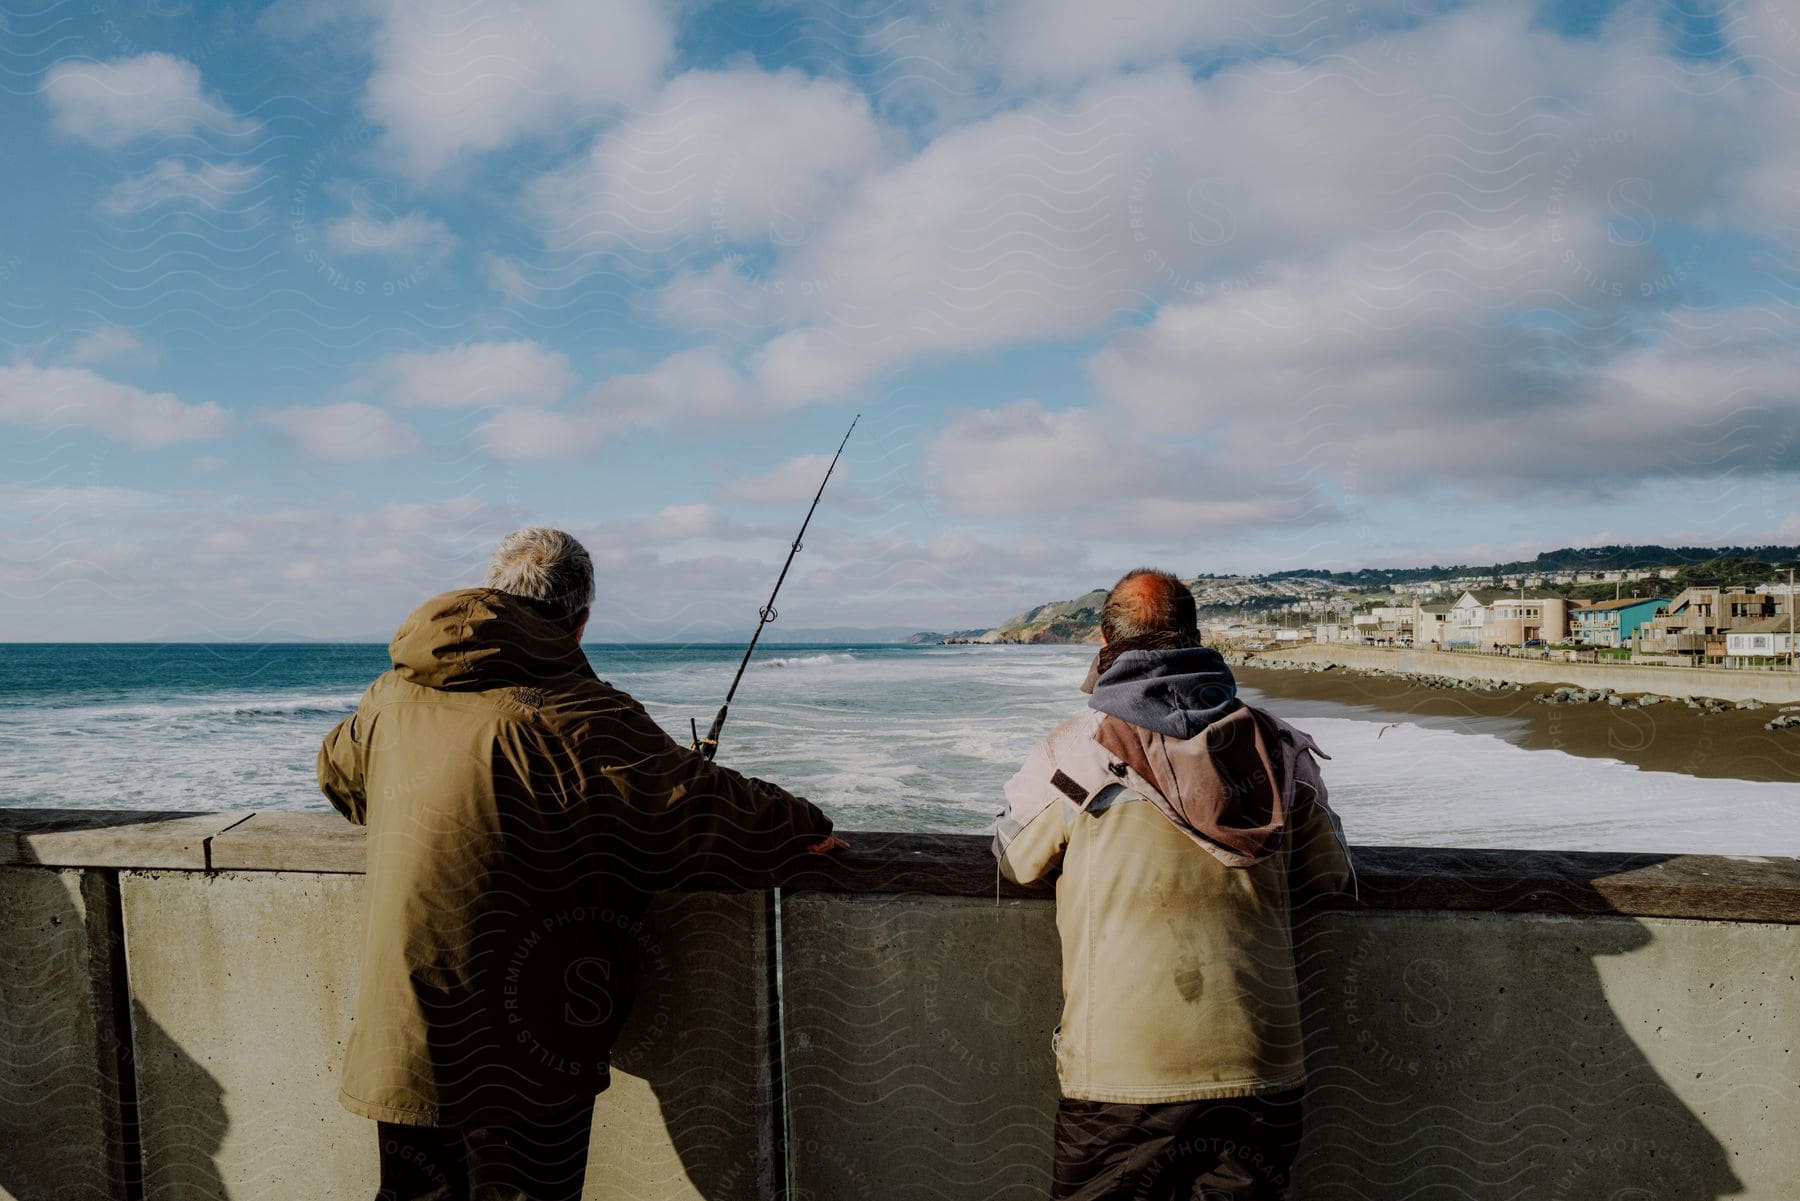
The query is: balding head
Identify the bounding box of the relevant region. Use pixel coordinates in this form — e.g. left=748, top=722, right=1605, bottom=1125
left=1100, top=568, right=1197, bottom=644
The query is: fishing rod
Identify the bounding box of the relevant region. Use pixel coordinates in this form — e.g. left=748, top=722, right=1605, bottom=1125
left=691, top=414, right=860, bottom=761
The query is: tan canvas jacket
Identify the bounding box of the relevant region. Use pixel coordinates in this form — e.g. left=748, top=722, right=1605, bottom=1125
left=995, top=704, right=1352, bottom=1103
left=318, top=588, right=831, bottom=1127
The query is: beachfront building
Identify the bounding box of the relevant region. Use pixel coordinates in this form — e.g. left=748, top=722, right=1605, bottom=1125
left=1411, top=600, right=1450, bottom=648
left=1637, top=586, right=1791, bottom=659
left=1570, top=597, right=1667, bottom=648
left=1352, top=604, right=1414, bottom=646
left=1722, top=618, right=1796, bottom=665
left=1444, top=590, right=1576, bottom=649
left=1443, top=589, right=1503, bottom=646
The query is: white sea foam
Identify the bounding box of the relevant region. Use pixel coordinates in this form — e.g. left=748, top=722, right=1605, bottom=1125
left=69, top=694, right=363, bottom=723
left=1292, top=715, right=1797, bottom=856
left=758, top=653, right=858, bottom=669
left=3, top=644, right=1793, bottom=856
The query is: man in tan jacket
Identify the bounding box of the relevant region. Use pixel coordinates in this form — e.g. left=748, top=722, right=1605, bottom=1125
left=994, top=569, right=1353, bottom=1201
left=318, top=528, right=841, bottom=1201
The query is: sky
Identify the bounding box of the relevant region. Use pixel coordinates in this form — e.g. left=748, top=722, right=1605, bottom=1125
left=1, top=0, right=1797, bottom=640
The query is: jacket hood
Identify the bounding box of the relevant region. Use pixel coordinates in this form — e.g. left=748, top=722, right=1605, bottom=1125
left=389, top=588, right=591, bottom=691
left=1084, top=644, right=1299, bottom=866
left=1086, top=644, right=1239, bottom=739
left=1095, top=708, right=1287, bottom=865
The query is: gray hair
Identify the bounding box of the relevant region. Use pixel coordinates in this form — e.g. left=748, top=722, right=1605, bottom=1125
left=485, top=527, right=594, bottom=618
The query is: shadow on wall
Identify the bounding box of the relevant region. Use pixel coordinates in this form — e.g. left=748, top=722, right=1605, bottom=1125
left=1296, top=898, right=1746, bottom=1199
left=593, top=892, right=784, bottom=1201
left=0, top=817, right=229, bottom=1201
left=776, top=893, right=1064, bottom=1201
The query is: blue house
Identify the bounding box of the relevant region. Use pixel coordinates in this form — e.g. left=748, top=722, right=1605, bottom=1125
left=1571, top=597, right=1666, bottom=648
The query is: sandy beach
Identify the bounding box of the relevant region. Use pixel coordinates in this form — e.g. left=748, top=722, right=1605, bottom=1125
left=1237, top=662, right=1800, bottom=784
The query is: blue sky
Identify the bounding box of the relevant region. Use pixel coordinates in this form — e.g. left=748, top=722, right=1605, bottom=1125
left=2, top=0, right=1797, bottom=640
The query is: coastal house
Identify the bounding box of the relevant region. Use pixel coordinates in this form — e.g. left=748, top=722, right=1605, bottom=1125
left=1443, top=589, right=1502, bottom=646
left=1357, top=604, right=1414, bottom=645
left=1444, top=590, right=1576, bottom=648
left=1637, top=586, right=1790, bottom=658
left=1570, top=597, right=1666, bottom=648
left=1722, top=618, right=1796, bottom=664
left=1410, top=600, right=1450, bottom=647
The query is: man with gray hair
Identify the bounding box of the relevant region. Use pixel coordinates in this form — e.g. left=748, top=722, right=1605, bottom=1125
left=319, top=527, right=841, bottom=1200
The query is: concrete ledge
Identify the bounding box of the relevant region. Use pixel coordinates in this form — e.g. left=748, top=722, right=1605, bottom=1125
left=205, top=811, right=364, bottom=872
left=6, top=813, right=1798, bottom=924
left=0, top=810, right=251, bottom=870
left=782, top=834, right=1800, bottom=925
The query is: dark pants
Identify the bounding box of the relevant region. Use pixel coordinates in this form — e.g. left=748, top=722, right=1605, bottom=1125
left=1051, top=1088, right=1303, bottom=1201
left=374, top=1103, right=594, bottom=1201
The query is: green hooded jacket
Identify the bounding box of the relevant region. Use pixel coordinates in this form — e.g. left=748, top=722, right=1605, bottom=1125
left=318, top=587, right=832, bottom=1127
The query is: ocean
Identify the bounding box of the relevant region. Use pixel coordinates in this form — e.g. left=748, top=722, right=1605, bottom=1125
left=1, top=642, right=1793, bottom=854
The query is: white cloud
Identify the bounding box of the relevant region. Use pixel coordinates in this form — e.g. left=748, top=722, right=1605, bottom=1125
left=0, top=483, right=169, bottom=511
left=98, top=157, right=268, bottom=216
left=365, top=340, right=576, bottom=410
left=924, top=399, right=1331, bottom=530
left=469, top=406, right=608, bottom=462
left=585, top=348, right=757, bottom=425
left=717, top=0, right=1762, bottom=412
left=323, top=204, right=458, bottom=264
left=532, top=67, right=886, bottom=257
left=483, top=254, right=539, bottom=302
left=0, top=363, right=230, bottom=448
left=265, top=402, right=420, bottom=462
left=468, top=345, right=823, bottom=462
left=1721, top=2, right=1800, bottom=230
left=1084, top=257, right=1800, bottom=494
left=362, top=0, right=675, bottom=175
left=0, top=485, right=509, bottom=639
left=987, top=0, right=1415, bottom=86
left=652, top=261, right=782, bottom=336
left=42, top=53, right=251, bottom=147
left=64, top=325, right=151, bottom=366
left=715, top=454, right=853, bottom=506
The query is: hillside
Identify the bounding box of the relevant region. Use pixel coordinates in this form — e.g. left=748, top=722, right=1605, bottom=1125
left=945, top=546, right=1800, bottom=645
left=969, top=589, right=1108, bottom=644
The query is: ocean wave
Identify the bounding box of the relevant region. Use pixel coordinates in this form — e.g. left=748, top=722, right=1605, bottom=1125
left=69, top=694, right=362, bottom=723
left=759, top=653, right=857, bottom=669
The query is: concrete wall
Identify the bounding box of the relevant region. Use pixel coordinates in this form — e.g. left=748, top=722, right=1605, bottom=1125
left=781, top=895, right=1060, bottom=1200
left=0, top=869, right=128, bottom=1201
left=3, top=814, right=1798, bottom=1200
left=1298, top=910, right=1795, bottom=1200
left=780, top=897, right=1800, bottom=1201
left=1259, top=642, right=1800, bottom=702
left=116, top=871, right=776, bottom=1201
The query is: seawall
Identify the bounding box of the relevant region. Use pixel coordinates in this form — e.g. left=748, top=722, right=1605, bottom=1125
left=2, top=809, right=1797, bottom=1199
left=1256, top=641, right=1800, bottom=703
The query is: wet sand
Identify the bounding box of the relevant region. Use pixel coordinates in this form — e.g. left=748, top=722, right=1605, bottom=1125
left=1236, top=663, right=1800, bottom=784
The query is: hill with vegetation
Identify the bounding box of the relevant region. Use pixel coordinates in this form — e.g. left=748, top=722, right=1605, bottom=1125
left=948, top=546, right=1800, bottom=645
